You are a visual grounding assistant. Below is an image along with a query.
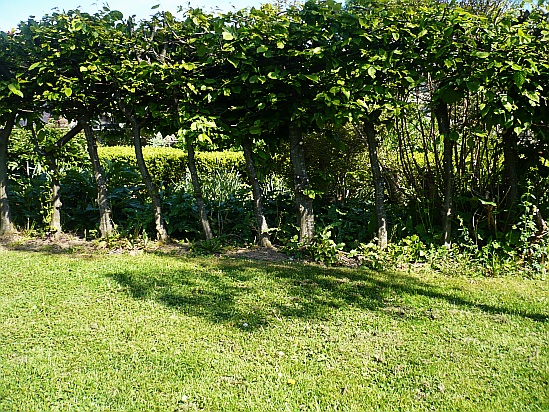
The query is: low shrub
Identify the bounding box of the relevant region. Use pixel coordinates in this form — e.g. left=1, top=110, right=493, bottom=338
left=98, top=146, right=187, bottom=186
left=98, top=146, right=246, bottom=186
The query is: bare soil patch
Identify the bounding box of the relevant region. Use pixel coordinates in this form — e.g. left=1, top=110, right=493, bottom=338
left=0, top=234, right=290, bottom=263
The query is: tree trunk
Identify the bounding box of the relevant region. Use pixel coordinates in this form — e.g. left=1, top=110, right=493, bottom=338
left=363, top=120, right=388, bottom=249
left=435, top=101, right=454, bottom=249
left=81, top=120, right=114, bottom=238
left=46, top=151, right=62, bottom=237
left=289, top=122, right=314, bottom=242
left=186, top=139, right=213, bottom=240
left=242, top=136, right=272, bottom=248
left=502, top=128, right=519, bottom=211
left=129, top=120, right=169, bottom=242
left=41, top=123, right=83, bottom=238
left=0, top=111, right=17, bottom=235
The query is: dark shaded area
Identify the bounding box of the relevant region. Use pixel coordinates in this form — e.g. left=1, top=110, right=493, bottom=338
left=106, top=258, right=548, bottom=330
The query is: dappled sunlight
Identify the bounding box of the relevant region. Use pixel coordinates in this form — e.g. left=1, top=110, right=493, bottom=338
left=105, top=256, right=549, bottom=332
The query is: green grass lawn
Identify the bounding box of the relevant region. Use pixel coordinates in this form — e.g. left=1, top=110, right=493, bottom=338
left=0, top=246, right=548, bottom=411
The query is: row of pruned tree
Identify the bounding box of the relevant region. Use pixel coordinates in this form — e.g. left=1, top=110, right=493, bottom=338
left=1, top=0, right=548, bottom=248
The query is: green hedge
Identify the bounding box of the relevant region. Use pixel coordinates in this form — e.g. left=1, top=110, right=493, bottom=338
left=98, top=146, right=186, bottom=185
left=195, top=151, right=245, bottom=176
left=97, top=146, right=245, bottom=184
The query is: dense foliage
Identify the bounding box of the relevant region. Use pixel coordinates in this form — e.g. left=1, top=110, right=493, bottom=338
left=1, top=0, right=548, bottom=272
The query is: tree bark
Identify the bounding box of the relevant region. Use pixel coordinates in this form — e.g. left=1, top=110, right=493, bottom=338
left=242, top=136, right=273, bottom=248
left=81, top=120, right=115, bottom=238
left=186, top=139, right=213, bottom=240
left=0, top=111, right=17, bottom=235
left=502, top=128, right=519, bottom=211
left=37, top=123, right=83, bottom=237
left=435, top=101, right=454, bottom=249
left=46, top=151, right=62, bottom=237
left=129, top=119, right=169, bottom=242
left=363, top=120, right=388, bottom=249
left=289, top=122, right=314, bottom=242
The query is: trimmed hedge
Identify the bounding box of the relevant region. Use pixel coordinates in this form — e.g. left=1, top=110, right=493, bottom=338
left=195, top=151, right=245, bottom=175
left=98, top=146, right=186, bottom=185
left=97, top=146, right=245, bottom=184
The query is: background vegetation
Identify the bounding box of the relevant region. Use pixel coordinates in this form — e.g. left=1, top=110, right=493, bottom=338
left=0, top=0, right=548, bottom=272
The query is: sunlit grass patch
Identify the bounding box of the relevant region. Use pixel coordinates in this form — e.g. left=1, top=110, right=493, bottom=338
left=0, top=248, right=547, bottom=411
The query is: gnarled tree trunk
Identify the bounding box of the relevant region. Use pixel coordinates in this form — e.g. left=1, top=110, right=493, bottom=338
left=186, top=139, right=213, bottom=240
left=0, top=111, right=17, bottom=235
left=363, top=120, right=388, bottom=249
left=242, top=136, right=272, bottom=248
left=46, top=152, right=62, bottom=237
left=289, top=122, right=314, bottom=242
left=129, top=119, right=169, bottom=242
left=435, top=101, right=454, bottom=249
left=37, top=123, right=83, bottom=237
left=81, top=120, right=114, bottom=238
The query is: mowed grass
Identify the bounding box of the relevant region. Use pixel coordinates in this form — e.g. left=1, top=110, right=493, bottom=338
left=0, top=247, right=548, bottom=411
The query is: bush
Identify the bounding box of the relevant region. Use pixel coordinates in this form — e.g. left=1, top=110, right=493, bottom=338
left=98, top=146, right=246, bottom=186
left=165, top=167, right=254, bottom=242
left=195, top=151, right=246, bottom=177
left=8, top=126, right=88, bottom=176
left=98, top=146, right=187, bottom=186
left=8, top=173, right=51, bottom=230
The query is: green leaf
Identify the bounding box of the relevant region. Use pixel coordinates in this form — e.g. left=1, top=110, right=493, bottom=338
left=256, top=45, right=268, bottom=53
left=29, top=62, right=41, bottom=71
left=151, top=4, right=160, bottom=9
left=367, top=66, right=376, bottom=78
left=513, top=71, right=526, bottom=88
left=466, top=81, right=480, bottom=93
left=473, top=51, right=490, bottom=59
left=392, top=32, right=399, bottom=41
left=249, top=125, right=262, bottom=135
left=405, top=76, right=415, bottom=86
left=182, top=62, right=195, bottom=71
left=440, top=88, right=462, bottom=104
left=227, top=57, right=239, bottom=68
left=523, top=90, right=540, bottom=105
left=222, top=31, right=234, bottom=41
left=197, top=45, right=207, bottom=57
left=7, top=83, right=23, bottom=97
left=304, top=74, right=319, bottom=82
left=64, top=87, right=73, bottom=97
left=514, top=125, right=526, bottom=135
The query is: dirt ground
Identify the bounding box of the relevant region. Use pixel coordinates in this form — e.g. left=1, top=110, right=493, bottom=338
left=0, top=233, right=291, bottom=264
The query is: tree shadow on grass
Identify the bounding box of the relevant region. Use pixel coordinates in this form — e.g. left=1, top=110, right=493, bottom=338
left=106, top=257, right=548, bottom=331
